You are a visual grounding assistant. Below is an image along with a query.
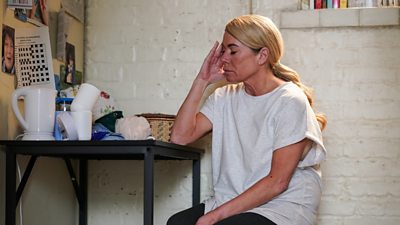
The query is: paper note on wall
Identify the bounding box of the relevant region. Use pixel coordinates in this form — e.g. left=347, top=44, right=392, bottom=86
left=15, top=26, right=55, bottom=89
left=56, top=10, right=70, bottom=62
left=7, top=0, right=33, bottom=9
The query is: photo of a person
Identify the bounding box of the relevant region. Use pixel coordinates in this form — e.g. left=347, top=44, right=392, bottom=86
left=27, top=0, right=49, bottom=26
left=64, top=42, right=76, bottom=85
left=2, top=25, right=15, bottom=75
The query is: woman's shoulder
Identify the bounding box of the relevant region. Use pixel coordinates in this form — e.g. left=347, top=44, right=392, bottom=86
left=275, top=82, right=310, bottom=109
left=279, top=82, right=307, bottom=98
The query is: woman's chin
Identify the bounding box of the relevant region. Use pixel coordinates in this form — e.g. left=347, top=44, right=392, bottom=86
left=5, top=63, right=13, bottom=70
left=224, top=74, right=239, bottom=83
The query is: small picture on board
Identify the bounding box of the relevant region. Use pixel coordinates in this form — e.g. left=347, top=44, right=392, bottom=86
left=26, top=0, right=49, bottom=26
left=2, top=25, right=15, bottom=75
left=58, top=42, right=82, bottom=98
left=64, top=42, right=76, bottom=85
left=59, top=67, right=83, bottom=98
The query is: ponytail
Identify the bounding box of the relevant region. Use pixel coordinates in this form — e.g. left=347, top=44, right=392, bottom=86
left=273, top=63, right=327, bottom=130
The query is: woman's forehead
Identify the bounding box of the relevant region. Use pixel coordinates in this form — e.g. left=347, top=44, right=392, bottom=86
left=222, top=32, right=243, bottom=48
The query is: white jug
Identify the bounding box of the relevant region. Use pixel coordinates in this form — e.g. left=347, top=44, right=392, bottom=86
left=11, top=86, right=57, bottom=140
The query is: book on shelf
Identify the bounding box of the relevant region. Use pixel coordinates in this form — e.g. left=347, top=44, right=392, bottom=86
left=332, top=0, right=340, bottom=7
left=300, top=0, right=310, bottom=9
left=300, top=0, right=398, bottom=10
left=351, top=0, right=378, bottom=7
left=315, top=0, right=323, bottom=9
left=328, top=0, right=333, bottom=8
left=365, top=0, right=377, bottom=6
left=310, top=0, right=315, bottom=9
left=388, top=0, right=399, bottom=6
left=348, top=0, right=361, bottom=7
left=340, top=0, right=348, bottom=7
left=379, top=0, right=388, bottom=6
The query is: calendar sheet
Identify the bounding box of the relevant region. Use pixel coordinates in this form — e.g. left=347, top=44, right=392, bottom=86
left=15, top=26, right=55, bottom=89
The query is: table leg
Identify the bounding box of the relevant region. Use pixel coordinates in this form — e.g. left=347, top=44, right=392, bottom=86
left=79, top=160, right=88, bottom=225
left=5, top=151, right=16, bottom=225
left=144, top=149, right=154, bottom=225
left=192, top=159, right=200, bottom=206
left=16, top=156, right=37, bottom=203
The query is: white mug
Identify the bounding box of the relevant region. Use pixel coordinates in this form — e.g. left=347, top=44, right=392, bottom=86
left=11, top=86, right=57, bottom=140
left=71, top=83, right=100, bottom=112
left=71, top=111, right=92, bottom=140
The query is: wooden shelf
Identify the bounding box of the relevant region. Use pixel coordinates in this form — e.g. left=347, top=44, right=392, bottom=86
left=280, top=7, right=400, bottom=28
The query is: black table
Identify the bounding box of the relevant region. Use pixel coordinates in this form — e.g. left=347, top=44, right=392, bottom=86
left=0, top=140, right=204, bottom=225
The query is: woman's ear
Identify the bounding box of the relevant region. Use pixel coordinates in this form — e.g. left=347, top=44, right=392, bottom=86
left=257, top=47, right=269, bottom=65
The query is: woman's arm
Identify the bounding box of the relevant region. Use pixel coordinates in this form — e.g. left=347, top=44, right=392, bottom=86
left=170, top=42, right=224, bottom=145
left=170, top=79, right=212, bottom=145
left=195, top=138, right=310, bottom=225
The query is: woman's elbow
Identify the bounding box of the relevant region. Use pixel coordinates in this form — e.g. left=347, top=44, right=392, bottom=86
left=270, top=179, right=290, bottom=196
left=170, top=131, right=191, bottom=145
left=170, top=134, right=187, bottom=145
left=276, top=181, right=290, bottom=194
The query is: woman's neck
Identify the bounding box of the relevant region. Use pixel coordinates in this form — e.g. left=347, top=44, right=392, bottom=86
left=243, top=70, right=285, bottom=96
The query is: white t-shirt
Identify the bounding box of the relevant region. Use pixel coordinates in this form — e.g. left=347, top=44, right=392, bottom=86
left=200, top=82, right=326, bottom=225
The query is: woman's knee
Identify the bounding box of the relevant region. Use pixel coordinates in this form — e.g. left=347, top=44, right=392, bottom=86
left=166, top=204, right=205, bottom=225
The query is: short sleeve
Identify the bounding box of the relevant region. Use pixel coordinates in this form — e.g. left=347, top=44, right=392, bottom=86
left=272, top=96, right=308, bottom=151
left=272, top=94, right=326, bottom=167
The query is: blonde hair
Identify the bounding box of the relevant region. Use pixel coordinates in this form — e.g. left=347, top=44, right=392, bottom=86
left=225, top=15, right=327, bottom=130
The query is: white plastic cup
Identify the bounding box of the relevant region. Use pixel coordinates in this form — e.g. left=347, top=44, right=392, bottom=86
left=71, top=83, right=100, bottom=112
left=71, top=111, right=92, bottom=140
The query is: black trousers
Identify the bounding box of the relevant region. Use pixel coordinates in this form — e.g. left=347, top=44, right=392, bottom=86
left=166, top=204, right=277, bottom=225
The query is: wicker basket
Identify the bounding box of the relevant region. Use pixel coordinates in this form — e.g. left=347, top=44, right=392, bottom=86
left=137, top=113, right=176, bottom=142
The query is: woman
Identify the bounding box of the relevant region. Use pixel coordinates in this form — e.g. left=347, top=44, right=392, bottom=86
left=168, top=15, right=327, bottom=225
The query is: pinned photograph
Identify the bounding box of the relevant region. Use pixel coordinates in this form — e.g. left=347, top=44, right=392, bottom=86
left=2, top=25, right=15, bottom=75
left=64, top=42, right=76, bottom=85
left=26, top=0, right=49, bottom=26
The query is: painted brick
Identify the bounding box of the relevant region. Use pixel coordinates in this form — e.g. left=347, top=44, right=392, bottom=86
left=356, top=200, right=385, bottom=216
left=317, top=216, right=344, bottom=225
left=385, top=201, right=400, bottom=216
left=346, top=178, right=400, bottom=197
left=318, top=198, right=357, bottom=216
left=322, top=158, right=400, bottom=177
left=341, top=138, right=400, bottom=158
left=344, top=216, right=400, bottom=225
left=321, top=178, right=348, bottom=197
left=280, top=10, right=320, bottom=28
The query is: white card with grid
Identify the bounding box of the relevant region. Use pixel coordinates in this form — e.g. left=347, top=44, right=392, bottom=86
left=15, top=26, right=55, bottom=89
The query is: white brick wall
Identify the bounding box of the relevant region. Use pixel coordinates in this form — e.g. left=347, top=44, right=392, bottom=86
left=85, top=0, right=400, bottom=225
left=279, top=13, right=400, bottom=225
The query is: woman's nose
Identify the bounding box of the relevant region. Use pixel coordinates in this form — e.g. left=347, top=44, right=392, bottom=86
left=220, top=52, right=229, bottom=63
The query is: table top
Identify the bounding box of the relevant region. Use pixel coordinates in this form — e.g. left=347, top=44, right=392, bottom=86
left=0, top=140, right=204, bottom=160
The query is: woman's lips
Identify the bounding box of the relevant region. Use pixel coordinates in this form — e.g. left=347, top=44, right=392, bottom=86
left=223, top=69, right=233, bottom=74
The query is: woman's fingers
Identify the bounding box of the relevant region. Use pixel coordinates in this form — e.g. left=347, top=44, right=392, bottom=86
left=211, top=43, right=222, bottom=64
left=205, top=41, right=219, bottom=64
left=197, top=41, right=224, bottom=82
